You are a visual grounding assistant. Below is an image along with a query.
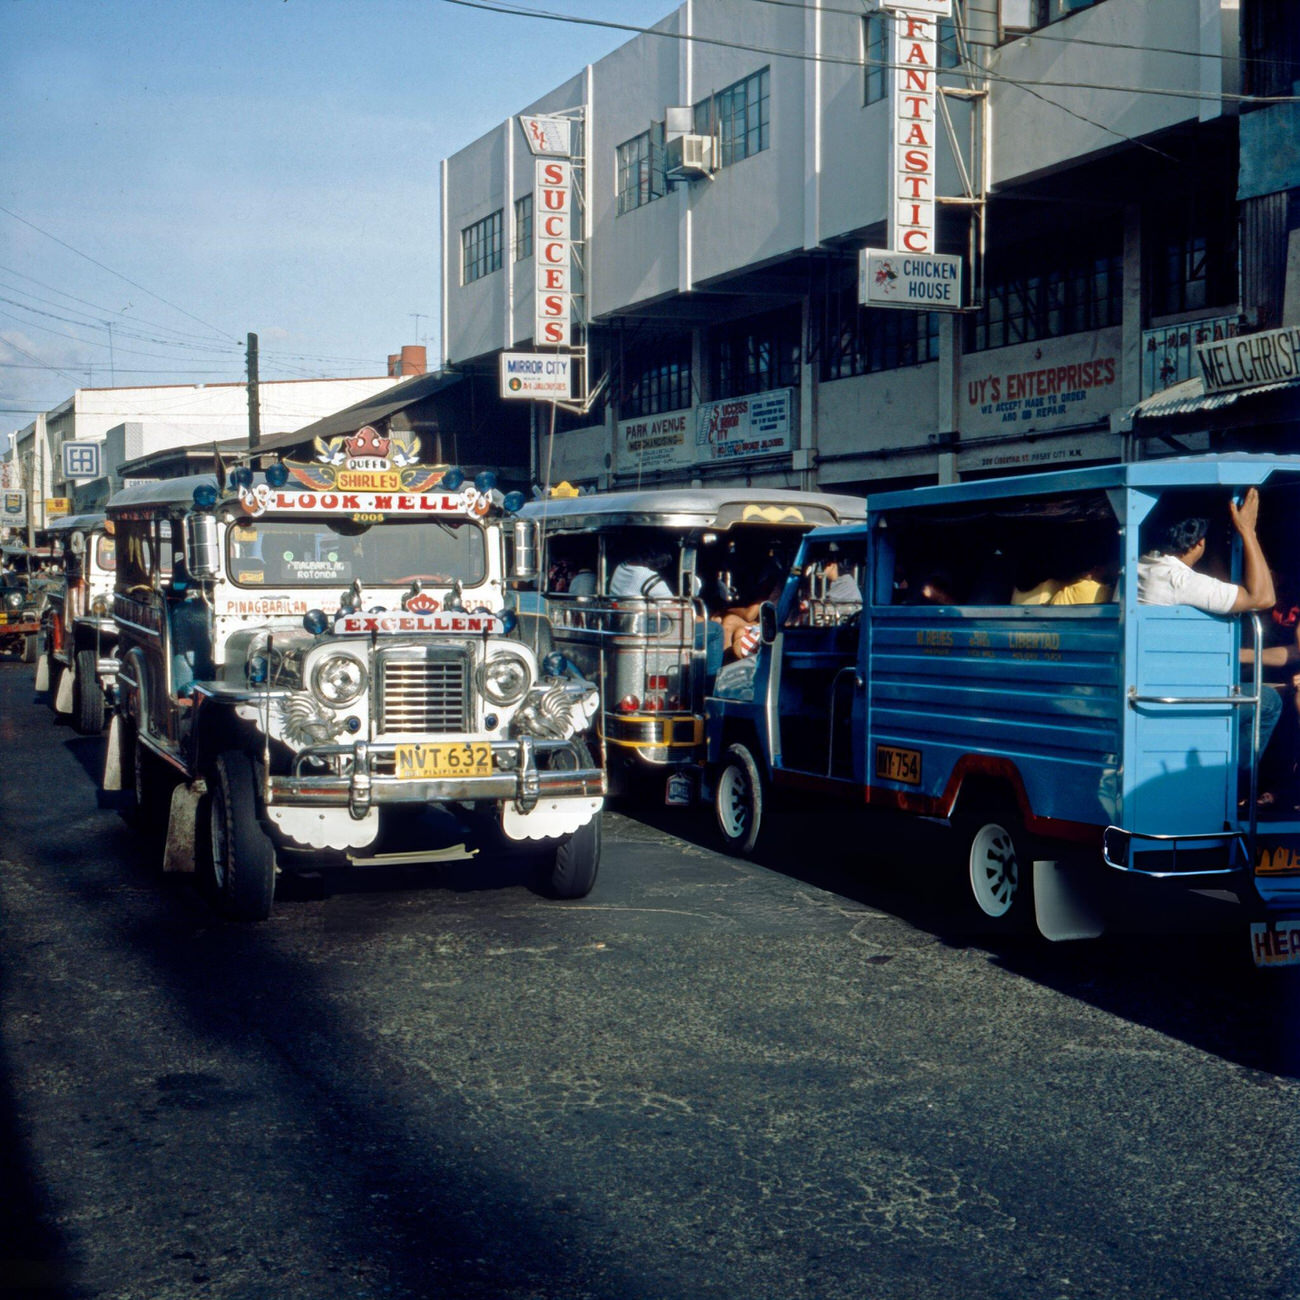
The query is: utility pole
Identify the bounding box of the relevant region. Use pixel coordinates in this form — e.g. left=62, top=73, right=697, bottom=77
left=246, top=332, right=261, bottom=450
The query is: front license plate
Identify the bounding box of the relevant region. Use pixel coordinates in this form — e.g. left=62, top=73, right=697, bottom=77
left=1249, top=920, right=1300, bottom=968
left=394, top=742, right=492, bottom=779
left=875, top=743, right=921, bottom=785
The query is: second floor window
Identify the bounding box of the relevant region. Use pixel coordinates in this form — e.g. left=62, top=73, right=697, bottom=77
left=616, top=124, right=665, bottom=215
left=712, top=308, right=800, bottom=399
left=1148, top=192, right=1237, bottom=318
left=968, top=232, right=1123, bottom=352
left=461, top=210, right=502, bottom=284
left=621, top=338, right=693, bottom=419
left=694, top=68, right=770, bottom=169
left=513, top=194, right=533, bottom=262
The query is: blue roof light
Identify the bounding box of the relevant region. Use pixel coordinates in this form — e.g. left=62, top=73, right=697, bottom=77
left=474, top=470, right=498, bottom=493
left=441, top=466, right=465, bottom=491
left=265, top=461, right=289, bottom=488
left=192, top=484, right=219, bottom=510
left=502, top=490, right=525, bottom=514
left=229, top=466, right=254, bottom=491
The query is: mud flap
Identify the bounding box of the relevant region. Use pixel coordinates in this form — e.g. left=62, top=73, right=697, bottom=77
left=34, top=653, right=49, bottom=693
left=1034, top=859, right=1106, bottom=942
left=54, top=667, right=73, bottom=715
left=162, top=782, right=203, bottom=873
left=103, top=713, right=125, bottom=790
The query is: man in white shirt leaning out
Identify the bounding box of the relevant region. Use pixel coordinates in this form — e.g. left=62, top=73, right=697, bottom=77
left=1137, top=486, right=1279, bottom=774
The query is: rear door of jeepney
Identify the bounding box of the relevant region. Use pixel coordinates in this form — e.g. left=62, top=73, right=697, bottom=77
left=1123, top=482, right=1240, bottom=853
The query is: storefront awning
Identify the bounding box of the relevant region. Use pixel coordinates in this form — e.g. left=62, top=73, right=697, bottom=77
left=1132, top=374, right=1300, bottom=421
left=256, top=369, right=464, bottom=453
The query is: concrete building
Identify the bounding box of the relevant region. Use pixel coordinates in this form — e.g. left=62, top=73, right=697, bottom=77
left=7, top=373, right=401, bottom=527
left=440, top=0, right=1300, bottom=495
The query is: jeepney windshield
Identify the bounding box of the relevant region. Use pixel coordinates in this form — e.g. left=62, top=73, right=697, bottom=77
left=226, top=518, right=486, bottom=588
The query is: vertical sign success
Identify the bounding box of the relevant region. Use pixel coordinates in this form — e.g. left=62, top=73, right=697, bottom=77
left=535, top=158, right=572, bottom=346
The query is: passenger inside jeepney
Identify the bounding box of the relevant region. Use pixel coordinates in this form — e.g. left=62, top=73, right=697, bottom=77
left=1139, top=488, right=1284, bottom=804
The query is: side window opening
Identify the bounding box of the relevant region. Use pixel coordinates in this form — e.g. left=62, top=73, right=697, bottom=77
left=886, top=490, right=1121, bottom=607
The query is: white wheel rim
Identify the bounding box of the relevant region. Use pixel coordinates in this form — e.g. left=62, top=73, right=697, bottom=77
left=717, top=764, right=751, bottom=841
left=969, top=822, right=1019, bottom=918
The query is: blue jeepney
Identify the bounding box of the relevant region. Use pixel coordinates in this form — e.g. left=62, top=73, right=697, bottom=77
left=705, top=455, right=1300, bottom=967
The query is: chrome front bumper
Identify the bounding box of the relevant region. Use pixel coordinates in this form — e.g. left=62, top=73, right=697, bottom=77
left=269, top=735, right=605, bottom=819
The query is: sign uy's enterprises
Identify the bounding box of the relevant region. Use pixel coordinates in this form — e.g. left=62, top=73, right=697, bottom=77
left=961, top=329, right=1122, bottom=439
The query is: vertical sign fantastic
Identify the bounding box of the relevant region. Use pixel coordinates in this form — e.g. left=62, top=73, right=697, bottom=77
left=887, top=2, right=947, bottom=254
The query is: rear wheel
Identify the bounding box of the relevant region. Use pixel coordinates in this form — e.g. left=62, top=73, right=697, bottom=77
left=955, top=803, right=1035, bottom=932
left=73, top=648, right=105, bottom=734
left=206, top=750, right=276, bottom=922
left=714, top=742, right=765, bottom=856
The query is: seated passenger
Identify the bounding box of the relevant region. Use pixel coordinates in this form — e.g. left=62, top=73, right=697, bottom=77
left=610, top=550, right=676, bottom=599
left=1049, top=558, right=1119, bottom=605
left=716, top=559, right=784, bottom=661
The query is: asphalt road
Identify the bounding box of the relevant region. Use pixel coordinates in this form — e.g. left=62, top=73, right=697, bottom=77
left=1, top=659, right=1297, bottom=1300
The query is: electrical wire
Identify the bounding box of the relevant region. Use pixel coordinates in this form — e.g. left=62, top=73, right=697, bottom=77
left=0, top=204, right=241, bottom=344
left=743, top=0, right=1299, bottom=70
left=435, top=0, right=1300, bottom=105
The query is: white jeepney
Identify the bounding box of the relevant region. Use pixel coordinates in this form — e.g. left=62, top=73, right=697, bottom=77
left=103, top=434, right=604, bottom=920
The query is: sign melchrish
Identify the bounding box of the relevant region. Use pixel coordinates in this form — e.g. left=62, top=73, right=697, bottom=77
left=1196, top=323, right=1300, bottom=395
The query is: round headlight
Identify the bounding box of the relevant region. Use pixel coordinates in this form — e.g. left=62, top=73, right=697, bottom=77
left=90, top=594, right=109, bottom=616
left=312, top=654, right=367, bottom=706
left=4, top=592, right=22, bottom=611
left=477, top=651, right=530, bottom=706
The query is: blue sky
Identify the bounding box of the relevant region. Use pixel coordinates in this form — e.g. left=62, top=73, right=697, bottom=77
left=1, top=0, right=668, bottom=439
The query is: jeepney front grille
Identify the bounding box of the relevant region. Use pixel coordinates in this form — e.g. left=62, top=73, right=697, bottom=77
left=377, top=650, right=470, bottom=734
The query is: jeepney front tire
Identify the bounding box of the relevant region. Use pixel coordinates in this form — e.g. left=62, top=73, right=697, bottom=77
left=206, top=750, right=276, bottom=922
left=956, top=804, right=1035, bottom=932
left=73, top=648, right=105, bottom=734
left=542, top=813, right=602, bottom=900
left=21, top=633, right=37, bottom=664
left=715, top=742, right=765, bottom=857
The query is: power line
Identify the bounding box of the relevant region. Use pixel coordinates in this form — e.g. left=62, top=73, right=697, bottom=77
left=744, top=0, right=1298, bottom=69
left=0, top=204, right=242, bottom=344
left=435, top=0, right=1300, bottom=105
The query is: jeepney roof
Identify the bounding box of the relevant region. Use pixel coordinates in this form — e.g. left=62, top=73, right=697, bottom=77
left=106, top=474, right=222, bottom=516
left=45, top=512, right=107, bottom=534
left=517, top=486, right=865, bottom=532
left=868, top=454, right=1300, bottom=514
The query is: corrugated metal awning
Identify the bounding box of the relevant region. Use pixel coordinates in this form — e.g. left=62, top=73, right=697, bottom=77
left=1132, top=374, right=1300, bottom=420
left=256, top=369, right=464, bottom=453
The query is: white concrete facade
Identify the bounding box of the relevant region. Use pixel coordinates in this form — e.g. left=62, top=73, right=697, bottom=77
left=7, top=375, right=395, bottom=529
left=442, top=0, right=1289, bottom=493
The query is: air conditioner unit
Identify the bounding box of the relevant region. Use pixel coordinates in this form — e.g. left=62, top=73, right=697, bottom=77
left=665, top=133, right=714, bottom=177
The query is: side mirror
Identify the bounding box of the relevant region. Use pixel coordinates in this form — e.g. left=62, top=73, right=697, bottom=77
left=185, top=513, right=221, bottom=581
left=511, top=519, right=539, bottom=582
left=759, top=600, right=777, bottom=645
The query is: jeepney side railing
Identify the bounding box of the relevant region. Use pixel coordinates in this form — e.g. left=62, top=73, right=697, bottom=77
left=1105, top=612, right=1265, bottom=878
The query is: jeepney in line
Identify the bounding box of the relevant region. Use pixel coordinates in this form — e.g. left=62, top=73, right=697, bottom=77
left=705, top=455, right=1300, bottom=968
left=37, top=511, right=119, bottom=733
left=103, top=433, right=605, bottom=921
left=517, top=486, right=865, bottom=802
left=0, top=542, right=56, bottom=662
